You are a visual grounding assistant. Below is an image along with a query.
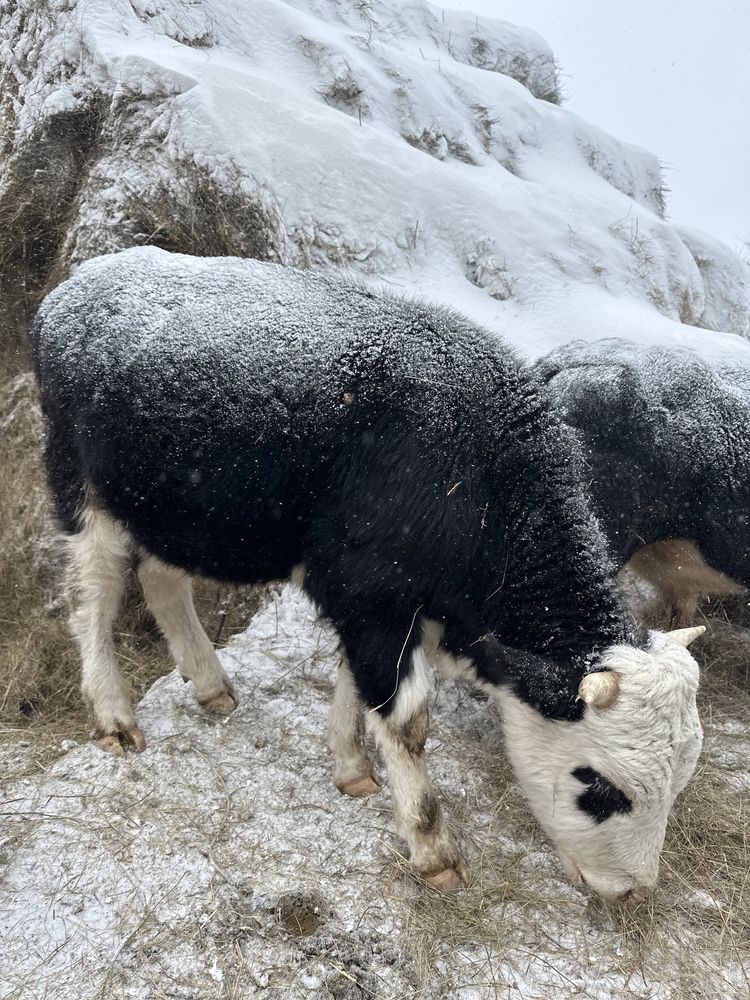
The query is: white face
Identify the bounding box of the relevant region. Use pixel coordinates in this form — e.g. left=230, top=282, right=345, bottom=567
left=496, top=633, right=703, bottom=902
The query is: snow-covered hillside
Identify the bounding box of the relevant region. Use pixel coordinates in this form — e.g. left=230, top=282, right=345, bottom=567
left=2, top=0, right=749, bottom=358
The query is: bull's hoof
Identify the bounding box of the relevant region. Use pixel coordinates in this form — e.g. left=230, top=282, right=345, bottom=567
left=96, top=724, right=146, bottom=755
left=424, top=863, right=469, bottom=891
left=199, top=686, right=238, bottom=714
left=336, top=775, right=380, bottom=798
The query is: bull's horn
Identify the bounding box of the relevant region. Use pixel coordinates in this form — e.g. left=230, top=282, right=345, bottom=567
left=666, top=625, right=706, bottom=647
left=578, top=671, right=619, bottom=708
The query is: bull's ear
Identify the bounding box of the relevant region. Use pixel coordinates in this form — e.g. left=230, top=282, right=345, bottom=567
left=665, top=625, right=706, bottom=648
left=578, top=671, right=619, bottom=709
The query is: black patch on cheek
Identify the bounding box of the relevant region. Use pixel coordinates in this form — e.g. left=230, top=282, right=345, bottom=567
left=572, top=766, right=633, bottom=823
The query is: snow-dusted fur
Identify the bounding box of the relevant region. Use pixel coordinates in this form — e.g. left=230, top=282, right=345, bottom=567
left=535, top=339, right=750, bottom=597
left=33, top=247, right=703, bottom=896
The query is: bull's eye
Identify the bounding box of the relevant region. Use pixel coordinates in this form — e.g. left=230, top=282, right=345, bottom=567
left=571, top=766, right=633, bottom=823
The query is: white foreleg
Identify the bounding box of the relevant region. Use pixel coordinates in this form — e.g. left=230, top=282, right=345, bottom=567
left=367, top=649, right=467, bottom=889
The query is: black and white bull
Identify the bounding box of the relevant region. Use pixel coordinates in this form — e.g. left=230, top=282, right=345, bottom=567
left=33, top=248, right=704, bottom=900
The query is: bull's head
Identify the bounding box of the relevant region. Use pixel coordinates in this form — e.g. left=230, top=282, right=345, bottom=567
left=496, top=627, right=704, bottom=902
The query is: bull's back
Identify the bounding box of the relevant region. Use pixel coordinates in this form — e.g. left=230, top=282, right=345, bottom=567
left=33, top=249, right=353, bottom=579
left=33, top=247, right=518, bottom=583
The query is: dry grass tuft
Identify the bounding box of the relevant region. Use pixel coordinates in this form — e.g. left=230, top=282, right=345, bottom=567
left=694, top=594, right=750, bottom=694
left=403, top=129, right=478, bottom=165
left=0, top=370, right=68, bottom=726
left=466, top=39, right=562, bottom=105
left=298, top=36, right=369, bottom=119
left=0, top=98, right=108, bottom=368
left=120, top=159, right=285, bottom=263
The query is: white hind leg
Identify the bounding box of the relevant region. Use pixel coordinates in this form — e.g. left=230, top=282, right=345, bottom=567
left=68, top=507, right=144, bottom=754
left=137, top=554, right=237, bottom=712
left=328, top=659, right=379, bottom=797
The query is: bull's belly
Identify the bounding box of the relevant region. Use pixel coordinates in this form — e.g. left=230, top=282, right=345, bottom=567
left=132, top=512, right=303, bottom=583
left=95, top=472, right=307, bottom=584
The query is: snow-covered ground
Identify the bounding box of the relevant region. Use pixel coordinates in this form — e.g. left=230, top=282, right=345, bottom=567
left=2, top=1, right=750, bottom=997
left=3, top=587, right=748, bottom=999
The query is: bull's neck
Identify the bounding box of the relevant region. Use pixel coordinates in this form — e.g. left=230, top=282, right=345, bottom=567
left=472, top=485, right=634, bottom=721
